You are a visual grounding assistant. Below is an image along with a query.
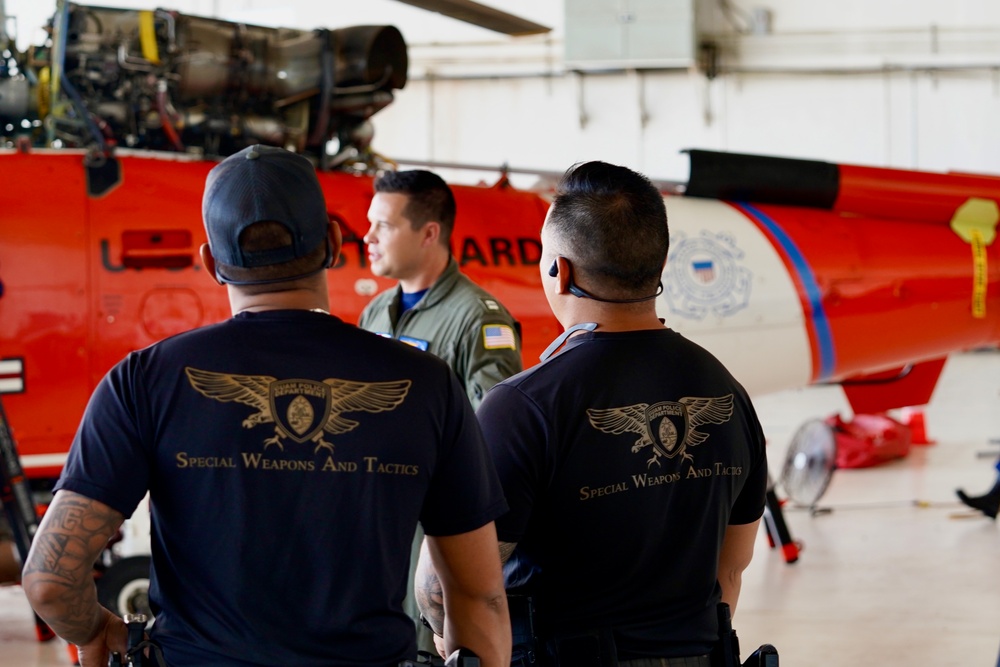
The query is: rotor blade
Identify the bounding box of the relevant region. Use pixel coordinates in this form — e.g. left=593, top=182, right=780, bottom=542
left=395, top=0, right=551, bottom=36
left=392, top=157, right=686, bottom=194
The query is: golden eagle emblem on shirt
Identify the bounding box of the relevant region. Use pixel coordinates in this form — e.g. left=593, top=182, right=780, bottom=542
left=587, top=394, right=734, bottom=467
left=185, top=367, right=411, bottom=454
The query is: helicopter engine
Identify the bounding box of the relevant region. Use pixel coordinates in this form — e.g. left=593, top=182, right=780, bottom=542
left=0, top=3, right=407, bottom=165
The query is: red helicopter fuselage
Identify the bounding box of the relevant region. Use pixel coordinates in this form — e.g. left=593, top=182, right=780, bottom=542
left=2, top=147, right=999, bottom=482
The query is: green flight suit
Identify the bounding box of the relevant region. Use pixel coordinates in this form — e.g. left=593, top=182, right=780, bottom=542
left=359, top=258, right=523, bottom=410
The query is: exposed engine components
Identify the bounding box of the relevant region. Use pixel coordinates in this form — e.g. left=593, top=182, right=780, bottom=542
left=0, top=3, right=408, bottom=168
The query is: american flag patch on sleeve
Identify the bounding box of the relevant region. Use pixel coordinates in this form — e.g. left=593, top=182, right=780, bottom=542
left=482, top=324, right=517, bottom=350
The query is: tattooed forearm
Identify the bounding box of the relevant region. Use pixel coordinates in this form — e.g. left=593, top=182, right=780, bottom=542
left=415, top=565, right=445, bottom=637
left=415, top=540, right=517, bottom=639
left=498, top=541, right=517, bottom=565
left=22, top=491, right=125, bottom=645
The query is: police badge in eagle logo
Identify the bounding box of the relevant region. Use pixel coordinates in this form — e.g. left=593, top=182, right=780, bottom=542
left=270, top=379, right=332, bottom=445
left=588, top=395, right=735, bottom=468
left=287, top=396, right=314, bottom=435
left=656, top=411, right=679, bottom=451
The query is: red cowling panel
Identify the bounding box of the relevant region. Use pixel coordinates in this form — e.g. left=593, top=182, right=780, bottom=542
left=840, top=357, right=947, bottom=414
left=836, top=164, right=1000, bottom=223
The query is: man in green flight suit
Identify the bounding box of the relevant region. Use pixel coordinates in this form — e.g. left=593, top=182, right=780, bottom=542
left=360, top=169, right=523, bottom=657
left=359, top=169, right=522, bottom=410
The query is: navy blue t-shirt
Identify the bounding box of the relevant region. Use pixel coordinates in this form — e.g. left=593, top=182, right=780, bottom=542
left=56, top=310, right=507, bottom=667
left=477, top=328, right=767, bottom=659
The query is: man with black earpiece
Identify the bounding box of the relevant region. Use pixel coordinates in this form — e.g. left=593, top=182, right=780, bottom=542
left=417, top=160, right=768, bottom=667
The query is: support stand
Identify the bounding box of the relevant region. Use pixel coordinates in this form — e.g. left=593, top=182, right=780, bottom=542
left=762, top=478, right=800, bottom=564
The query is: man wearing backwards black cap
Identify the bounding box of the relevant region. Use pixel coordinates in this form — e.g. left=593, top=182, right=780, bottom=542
left=22, top=145, right=511, bottom=667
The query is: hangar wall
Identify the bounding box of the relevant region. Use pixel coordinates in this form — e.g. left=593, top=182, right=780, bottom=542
left=374, top=67, right=1000, bottom=184
left=370, top=0, right=1000, bottom=183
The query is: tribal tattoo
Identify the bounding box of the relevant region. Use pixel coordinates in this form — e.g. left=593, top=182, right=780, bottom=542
left=22, top=491, right=125, bottom=645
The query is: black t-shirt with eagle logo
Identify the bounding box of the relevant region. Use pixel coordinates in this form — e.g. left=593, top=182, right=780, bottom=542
left=57, top=309, right=507, bottom=667
left=478, top=327, right=767, bottom=659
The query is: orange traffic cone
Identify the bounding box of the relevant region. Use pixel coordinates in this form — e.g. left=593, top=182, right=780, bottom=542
left=902, top=407, right=935, bottom=445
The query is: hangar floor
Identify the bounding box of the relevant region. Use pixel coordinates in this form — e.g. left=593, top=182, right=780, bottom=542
left=1, top=349, right=999, bottom=666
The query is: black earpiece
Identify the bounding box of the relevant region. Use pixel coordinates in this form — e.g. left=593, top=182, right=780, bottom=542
left=549, top=256, right=661, bottom=303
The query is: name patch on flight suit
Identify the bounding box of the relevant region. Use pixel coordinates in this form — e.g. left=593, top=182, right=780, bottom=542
left=398, top=335, right=430, bottom=351
left=482, top=325, right=517, bottom=350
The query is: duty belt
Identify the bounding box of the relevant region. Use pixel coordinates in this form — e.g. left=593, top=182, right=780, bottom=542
left=618, top=655, right=712, bottom=667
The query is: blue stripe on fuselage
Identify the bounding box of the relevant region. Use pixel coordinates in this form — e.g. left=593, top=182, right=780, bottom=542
left=736, top=202, right=836, bottom=381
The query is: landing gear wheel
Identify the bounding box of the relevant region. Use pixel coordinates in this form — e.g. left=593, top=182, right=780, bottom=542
left=96, top=556, right=153, bottom=627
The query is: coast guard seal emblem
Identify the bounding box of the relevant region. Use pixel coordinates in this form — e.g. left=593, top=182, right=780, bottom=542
left=665, top=231, right=751, bottom=320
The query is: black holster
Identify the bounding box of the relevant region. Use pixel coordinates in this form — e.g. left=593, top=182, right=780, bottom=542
left=711, top=603, right=738, bottom=667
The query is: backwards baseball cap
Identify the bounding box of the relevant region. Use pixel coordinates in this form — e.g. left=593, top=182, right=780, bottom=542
left=202, top=144, right=332, bottom=285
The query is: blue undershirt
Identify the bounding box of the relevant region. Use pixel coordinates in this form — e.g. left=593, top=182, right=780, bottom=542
left=400, top=289, right=428, bottom=314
